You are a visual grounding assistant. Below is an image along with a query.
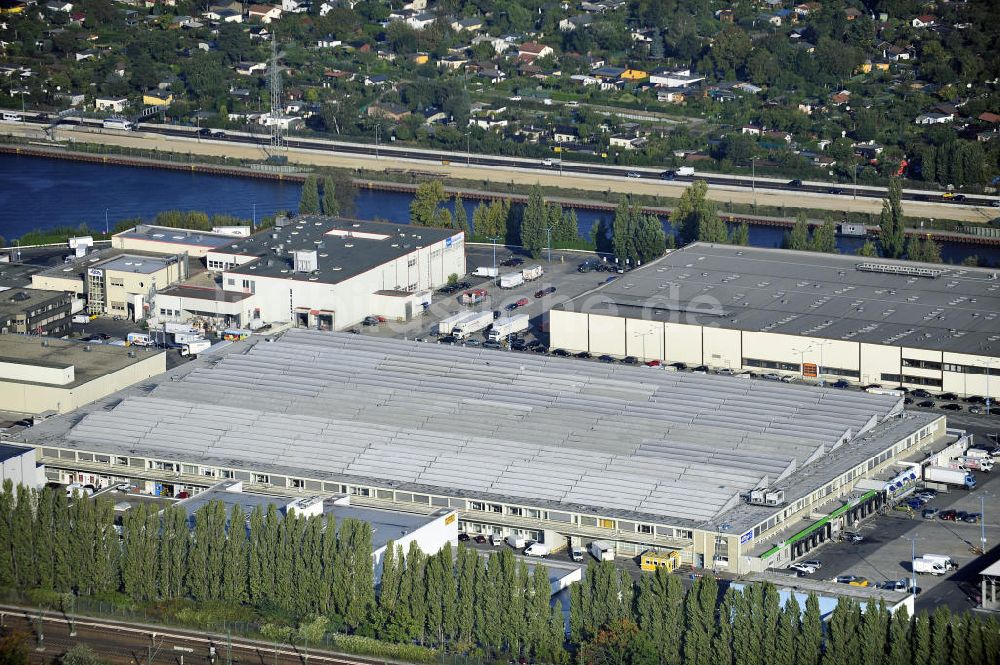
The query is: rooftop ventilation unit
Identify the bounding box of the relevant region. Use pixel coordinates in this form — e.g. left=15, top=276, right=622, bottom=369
left=293, top=249, right=318, bottom=273
left=856, top=262, right=943, bottom=278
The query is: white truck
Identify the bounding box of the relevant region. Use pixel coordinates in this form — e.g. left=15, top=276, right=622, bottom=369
left=676, top=166, right=695, bottom=176
left=473, top=266, right=499, bottom=278
left=102, top=117, right=132, bottom=131
left=452, top=311, right=493, bottom=339
left=126, top=332, right=154, bottom=347
left=524, top=542, right=549, bottom=557
left=438, top=312, right=473, bottom=336
left=924, top=465, right=976, bottom=490
left=500, top=272, right=524, bottom=289
left=921, top=554, right=958, bottom=570
left=522, top=265, right=544, bottom=281
left=488, top=313, right=530, bottom=341
left=173, top=332, right=203, bottom=345
left=589, top=540, right=615, bottom=561
left=507, top=535, right=528, bottom=549
left=180, top=339, right=212, bottom=357
left=957, top=456, right=994, bottom=472
left=913, top=557, right=948, bottom=576
left=72, top=314, right=91, bottom=324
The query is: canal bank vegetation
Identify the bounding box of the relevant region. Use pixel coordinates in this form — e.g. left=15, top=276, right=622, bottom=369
left=2, top=482, right=999, bottom=665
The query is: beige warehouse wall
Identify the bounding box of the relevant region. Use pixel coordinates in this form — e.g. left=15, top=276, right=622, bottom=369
left=625, top=319, right=665, bottom=361
left=114, top=238, right=212, bottom=258
left=663, top=322, right=702, bottom=365
left=549, top=310, right=589, bottom=352
left=588, top=314, right=627, bottom=356
left=31, top=275, right=84, bottom=296
left=901, top=347, right=943, bottom=362
left=942, top=351, right=1000, bottom=398
left=702, top=327, right=741, bottom=370
left=860, top=343, right=901, bottom=385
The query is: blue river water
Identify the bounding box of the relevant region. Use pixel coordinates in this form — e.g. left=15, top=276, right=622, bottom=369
left=0, top=152, right=992, bottom=265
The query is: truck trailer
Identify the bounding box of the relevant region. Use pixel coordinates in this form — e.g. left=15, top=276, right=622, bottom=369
left=438, top=312, right=473, bottom=336
left=521, top=265, right=544, bottom=281
left=589, top=541, right=615, bottom=561
left=956, top=456, right=994, bottom=472
left=452, top=311, right=493, bottom=339
left=924, top=465, right=976, bottom=489
left=499, top=272, right=524, bottom=289
left=488, top=313, right=530, bottom=341
left=473, top=266, right=499, bottom=278
left=180, top=339, right=212, bottom=357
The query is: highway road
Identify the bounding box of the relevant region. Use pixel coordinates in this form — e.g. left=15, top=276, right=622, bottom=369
left=2, top=112, right=997, bottom=222
left=0, top=604, right=393, bottom=665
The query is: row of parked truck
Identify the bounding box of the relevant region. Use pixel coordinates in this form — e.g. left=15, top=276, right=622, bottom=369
left=438, top=311, right=530, bottom=341
left=472, top=264, right=544, bottom=289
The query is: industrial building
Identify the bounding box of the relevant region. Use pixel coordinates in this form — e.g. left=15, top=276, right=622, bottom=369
left=19, top=329, right=946, bottom=574
left=0, top=444, right=43, bottom=489
left=0, top=335, right=166, bottom=415
left=203, top=216, right=464, bottom=329
left=32, top=251, right=188, bottom=320
left=0, top=288, right=72, bottom=335
left=550, top=243, right=1000, bottom=398
left=177, top=480, right=458, bottom=583
left=112, top=224, right=245, bottom=259
left=154, top=284, right=257, bottom=330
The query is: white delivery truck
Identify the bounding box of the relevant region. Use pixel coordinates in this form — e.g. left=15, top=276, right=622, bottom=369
left=180, top=339, right=212, bottom=357
left=488, top=313, right=530, bottom=341
left=173, top=332, right=203, bottom=345
left=913, top=557, right=948, bottom=575
left=589, top=541, right=615, bottom=561
left=126, top=332, right=153, bottom=347
left=965, top=447, right=992, bottom=460
left=524, top=542, right=549, bottom=557
left=72, top=314, right=90, bottom=324
left=921, top=554, right=957, bottom=570
left=522, top=265, right=544, bottom=281
left=438, top=312, right=473, bottom=336
left=957, top=456, right=994, bottom=472
left=507, top=535, right=528, bottom=549
left=453, top=311, right=493, bottom=339
left=499, top=272, right=524, bottom=289
left=103, top=117, right=133, bottom=130
left=676, top=166, right=695, bottom=176
left=473, top=266, right=499, bottom=278
left=924, top=465, right=976, bottom=490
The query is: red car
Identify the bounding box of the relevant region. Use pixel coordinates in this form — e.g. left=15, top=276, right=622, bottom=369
left=510, top=297, right=529, bottom=309
left=645, top=360, right=662, bottom=367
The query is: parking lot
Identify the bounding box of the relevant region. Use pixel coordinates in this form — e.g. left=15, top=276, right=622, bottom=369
left=359, top=244, right=611, bottom=346
left=785, top=418, right=1000, bottom=613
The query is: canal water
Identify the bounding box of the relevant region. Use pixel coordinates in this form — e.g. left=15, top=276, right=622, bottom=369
left=0, top=153, right=992, bottom=265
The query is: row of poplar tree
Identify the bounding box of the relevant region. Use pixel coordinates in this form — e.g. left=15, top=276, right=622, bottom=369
left=3, top=480, right=998, bottom=664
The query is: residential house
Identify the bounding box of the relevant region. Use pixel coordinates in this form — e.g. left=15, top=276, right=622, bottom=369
left=741, top=125, right=762, bottom=136
left=69, top=11, right=85, bottom=25
left=559, top=15, right=593, bottom=31
left=552, top=126, right=578, bottom=143
left=649, top=68, right=704, bottom=88
left=142, top=91, right=174, bottom=106
left=74, top=49, right=97, bottom=61
left=570, top=74, right=599, bottom=86
left=247, top=4, right=282, bottom=23
left=472, top=35, right=513, bottom=55
left=656, top=88, right=686, bottom=104
left=366, top=102, right=410, bottom=121
left=44, top=1, right=72, bottom=12
left=94, top=97, right=127, bottom=113
left=733, top=82, right=762, bottom=94
left=518, top=41, right=554, bottom=62
left=422, top=107, right=449, bottom=124
left=234, top=61, right=267, bottom=76
left=911, top=15, right=936, bottom=28
left=406, top=12, right=436, bottom=30
left=844, top=7, right=861, bottom=20
left=830, top=90, right=850, bottom=105
left=915, top=112, right=953, bottom=125
left=249, top=26, right=270, bottom=40
left=282, top=0, right=308, bottom=12
left=609, top=134, right=643, bottom=150
left=450, top=17, right=482, bottom=32
left=716, top=9, right=734, bottom=22
left=978, top=112, right=1000, bottom=125
left=473, top=67, right=505, bottom=85
left=763, top=130, right=792, bottom=144
left=364, top=74, right=390, bottom=86
left=813, top=155, right=837, bottom=168
left=317, top=35, right=341, bottom=48
left=621, top=68, right=648, bottom=81
left=439, top=56, right=468, bottom=70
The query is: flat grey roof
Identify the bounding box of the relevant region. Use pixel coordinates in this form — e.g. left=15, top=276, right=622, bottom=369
left=0, top=288, right=69, bottom=320
left=222, top=216, right=460, bottom=285
left=0, top=334, right=164, bottom=389
left=558, top=243, right=1000, bottom=357
left=27, top=329, right=928, bottom=531
left=35, top=249, right=176, bottom=281
left=97, top=254, right=174, bottom=275
left=0, top=443, right=33, bottom=464
left=117, top=225, right=238, bottom=249
left=0, top=263, right=42, bottom=289
left=177, top=487, right=440, bottom=552
left=158, top=284, right=251, bottom=303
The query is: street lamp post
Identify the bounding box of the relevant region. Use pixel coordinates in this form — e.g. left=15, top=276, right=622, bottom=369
left=751, top=156, right=757, bottom=209
left=634, top=329, right=656, bottom=362
left=792, top=345, right=812, bottom=379
left=488, top=235, right=501, bottom=285
left=901, top=534, right=919, bottom=595
left=546, top=226, right=553, bottom=264
left=374, top=123, right=380, bottom=159
left=466, top=131, right=471, bottom=166
left=980, top=492, right=991, bottom=554
left=812, top=340, right=832, bottom=386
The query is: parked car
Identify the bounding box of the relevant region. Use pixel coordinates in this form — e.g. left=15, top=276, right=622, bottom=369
left=832, top=379, right=851, bottom=389
left=551, top=348, right=571, bottom=357
left=835, top=575, right=869, bottom=587
left=458, top=533, right=470, bottom=542
left=939, top=510, right=958, bottom=521
left=575, top=351, right=592, bottom=359
left=622, top=356, right=639, bottom=365
left=962, top=512, right=982, bottom=523
left=598, top=355, right=616, bottom=363
left=878, top=579, right=911, bottom=592
left=761, top=372, right=782, bottom=381
left=362, top=315, right=380, bottom=326
left=912, top=389, right=933, bottom=398
left=800, top=560, right=822, bottom=570
left=645, top=359, right=663, bottom=367
left=940, top=393, right=959, bottom=401
left=842, top=531, right=864, bottom=542
left=439, top=335, right=458, bottom=344
left=905, top=497, right=926, bottom=509
left=670, top=362, right=687, bottom=370
left=922, top=508, right=939, bottom=520
left=917, top=400, right=935, bottom=408
left=790, top=562, right=817, bottom=575
left=510, top=340, right=527, bottom=351
left=940, top=403, right=964, bottom=411
left=917, top=489, right=937, bottom=500
left=464, top=339, right=481, bottom=347
left=474, top=535, right=487, bottom=544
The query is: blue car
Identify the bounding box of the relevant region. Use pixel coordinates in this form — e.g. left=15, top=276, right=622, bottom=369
left=905, top=497, right=926, bottom=509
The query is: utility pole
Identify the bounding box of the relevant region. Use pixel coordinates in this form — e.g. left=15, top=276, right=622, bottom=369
left=252, top=203, right=256, bottom=230
left=901, top=534, right=919, bottom=595
left=980, top=492, right=992, bottom=554
left=269, top=39, right=284, bottom=152
left=545, top=226, right=553, bottom=263
left=105, top=208, right=109, bottom=235
left=488, top=235, right=500, bottom=285
left=466, top=131, right=471, bottom=165
left=34, top=608, right=44, bottom=652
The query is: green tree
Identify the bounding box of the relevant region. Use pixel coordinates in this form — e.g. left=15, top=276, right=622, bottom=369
left=731, top=222, right=750, bottom=246
left=520, top=185, right=547, bottom=257
left=321, top=176, right=339, bottom=216
left=912, top=612, right=932, bottom=665
left=825, top=599, right=862, bottom=665
left=857, top=240, right=879, bottom=257
left=636, top=213, right=667, bottom=264
left=795, top=593, right=822, bottom=665
left=886, top=606, right=912, bottom=665
left=786, top=213, right=811, bottom=250
left=299, top=175, right=321, bottom=214
left=675, top=181, right=726, bottom=244
left=811, top=221, right=837, bottom=253
left=410, top=181, right=452, bottom=228
left=929, top=606, right=951, bottom=665
left=60, top=644, right=105, bottom=665
left=879, top=178, right=905, bottom=258
left=453, top=195, right=469, bottom=235
left=221, top=504, right=248, bottom=604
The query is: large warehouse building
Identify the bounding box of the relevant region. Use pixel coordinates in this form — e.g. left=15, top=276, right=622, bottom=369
left=18, top=330, right=947, bottom=574
left=551, top=243, right=1000, bottom=399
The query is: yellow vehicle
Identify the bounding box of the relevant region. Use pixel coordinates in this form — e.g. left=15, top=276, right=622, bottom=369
left=640, top=549, right=680, bottom=572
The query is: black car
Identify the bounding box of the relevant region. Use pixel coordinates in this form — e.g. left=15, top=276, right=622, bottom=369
left=510, top=340, right=527, bottom=351
left=482, top=340, right=501, bottom=349
left=660, top=170, right=676, bottom=180
left=670, top=362, right=687, bottom=370
left=575, top=351, right=592, bottom=359
left=622, top=356, right=639, bottom=365
left=940, top=403, right=964, bottom=411
left=458, top=533, right=471, bottom=541
left=211, top=130, right=226, bottom=138
left=828, top=187, right=843, bottom=195
left=598, top=354, right=616, bottom=363
left=693, top=365, right=709, bottom=372
left=965, top=395, right=986, bottom=404
left=789, top=179, right=803, bottom=187
left=917, top=400, right=935, bottom=408
left=904, top=397, right=914, bottom=405
left=493, top=310, right=502, bottom=319
left=362, top=316, right=380, bottom=326
left=832, top=379, right=850, bottom=389
left=198, top=127, right=212, bottom=136
left=439, top=335, right=458, bottom=344
left=500, top=258, right=523, bottom=267
left=940, top=392, right=959, bottom=401
left=952, top=194, right=967, bottom=202
left=438, top=285, right=459, bottom=294
left=912, top=389, right=932, bottom=398
left=457, top=281, right=472, bottom=289
left=551, top=348, right=571, bottom=357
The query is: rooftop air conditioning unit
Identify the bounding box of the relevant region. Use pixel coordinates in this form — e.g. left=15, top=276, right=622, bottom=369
left=748, top=489, right=767, bottom=505
left=764, top=490, right=785, bottom=506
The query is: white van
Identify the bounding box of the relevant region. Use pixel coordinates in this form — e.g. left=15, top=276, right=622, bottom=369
left=921, top=554, right=957, bottom=570
left=524, top=542, right=549, bottom=557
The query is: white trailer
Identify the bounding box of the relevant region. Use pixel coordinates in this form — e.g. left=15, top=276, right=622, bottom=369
left=438, top=312, right=473, bottom=336
left=521, top=265, right=544, bottom=281
left=473, top=266, right=499, bottom=278
left=102, top=117, right=133, bottom=130
left=173, top=332, right=203, bottom=345
left=500, top=272, right=524, bottom=289
left=180, top=339, right=212, bottom=357
left=957, top=456, right=994, bottom=472
left=589, top=540, right=615, bottom=561
left=163, top=322, right=200, bottom=335
left=453, top=311, right=492, bottom=339
left=507, top=535, right=528, bottom=549
left=126, top=332, right=153, bottom=347
left=924, top=465, right=976, bottom=489
left=488, top=313, right=529, bottom=341
left=921, top=554, right=958, bottom=570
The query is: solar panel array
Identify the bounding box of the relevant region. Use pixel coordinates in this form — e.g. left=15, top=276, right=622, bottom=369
left=64, top=329, right=901, bottom=524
